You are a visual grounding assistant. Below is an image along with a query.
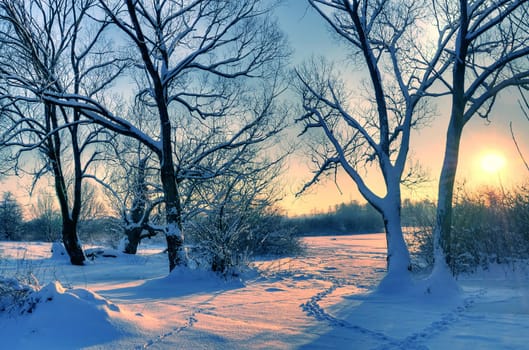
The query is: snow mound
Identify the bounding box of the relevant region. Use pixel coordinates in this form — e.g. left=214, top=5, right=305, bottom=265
left=0, top=281, right=155, bottom=349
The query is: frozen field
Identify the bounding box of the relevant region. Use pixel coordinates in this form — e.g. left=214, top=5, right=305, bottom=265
left=1, top=233, right=528, bottom=349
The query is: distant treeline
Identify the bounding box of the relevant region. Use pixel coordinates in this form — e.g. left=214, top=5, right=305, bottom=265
left=287, top=199, right=437, bottom=236
left=288, top=201, right=384, bottom=235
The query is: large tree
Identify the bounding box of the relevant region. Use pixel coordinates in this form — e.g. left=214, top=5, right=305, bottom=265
left=431, top=0, right=529, bottom=277
left=295, top=0, right=454, bottom=287
left=41, top=0, right=289, bottom=272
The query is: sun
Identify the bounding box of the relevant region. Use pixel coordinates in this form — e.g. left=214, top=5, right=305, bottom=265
left=480, top=152, right=506, bottom=174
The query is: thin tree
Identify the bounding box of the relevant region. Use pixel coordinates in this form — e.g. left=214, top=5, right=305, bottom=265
left=431, top=0, right=529, bottom=277
left=295, top=0, right=454, bottom=286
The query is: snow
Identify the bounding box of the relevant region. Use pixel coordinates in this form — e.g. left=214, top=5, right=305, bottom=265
left=1, top=234, right=529, bottom=349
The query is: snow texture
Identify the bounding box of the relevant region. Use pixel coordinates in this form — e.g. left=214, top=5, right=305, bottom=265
left=1, top=234, right=528, bottom=349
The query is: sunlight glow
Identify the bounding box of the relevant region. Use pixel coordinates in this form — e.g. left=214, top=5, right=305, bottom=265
left=481, top=152, right=506, bottom=174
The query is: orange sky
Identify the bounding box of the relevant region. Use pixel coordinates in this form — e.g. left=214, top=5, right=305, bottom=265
left=275, top=2, right=529, bottom=216
left=281, top=91, right=529, bottom=216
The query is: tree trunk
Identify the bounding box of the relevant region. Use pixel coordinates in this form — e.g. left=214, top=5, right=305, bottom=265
left=123, top=227, right=142, bottom=254
left=157, top=80, right=185, bottom=271
left=46, top=103, right=86, bottom=265
left=122, top=157, right=148, bottom=255
left=433, top=115, right=464, bottom=272
left=62, top=217, right=85, bottom=265
left=382, top=202, right=411, bottom=275
left=427, top=123, right=464, bottom=294
left=166, top=233, right=184, bottom=271
left=375, top=195, right=413, bottom=293
left=160, top=142, right=185, bottom=272
left=432, top=10, right=468, bottom=273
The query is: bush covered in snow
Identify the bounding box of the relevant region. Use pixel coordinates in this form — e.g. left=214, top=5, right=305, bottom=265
left=0, top=274, right=40, bottom=314
left=186, top=209, right=302, bottom=277
left=406, top=185, right=529, bottom=275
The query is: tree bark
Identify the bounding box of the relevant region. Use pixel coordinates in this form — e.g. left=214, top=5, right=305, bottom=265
left=123, top=227, right=142, bottom=254
left=374, top=190, right=413, bottom=293
left=62, top=217, right=85, bottom=265
left=434, top=119, right=464, bottom=270
left=166, top=233, right=184, bottom=272
left=160, top=157, right=185, bottom=271
left=122, top=157, right=148, bottom=255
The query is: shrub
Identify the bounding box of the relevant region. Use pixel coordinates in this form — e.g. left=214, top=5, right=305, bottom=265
left=0, top=274, right=40, bottom=314
left=405, top=185, right=529, bottom=275
left=186, top=209, right=302, bottom=277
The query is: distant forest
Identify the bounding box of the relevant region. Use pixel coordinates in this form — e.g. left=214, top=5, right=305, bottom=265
left=1, top=191, right=433, bottom=241
left=289, top=201, right=382, bottom=235
left=288, top=199, right=437, bottom=236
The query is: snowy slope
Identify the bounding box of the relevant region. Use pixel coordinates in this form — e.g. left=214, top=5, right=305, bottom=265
left=1, top=234, right=528, bottom=349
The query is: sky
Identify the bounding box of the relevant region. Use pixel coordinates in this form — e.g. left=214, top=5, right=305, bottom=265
left=1, top=1, right=528, bottom=217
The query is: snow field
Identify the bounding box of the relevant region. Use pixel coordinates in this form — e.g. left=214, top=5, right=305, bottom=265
left=1, top=234, right=528, bottom=349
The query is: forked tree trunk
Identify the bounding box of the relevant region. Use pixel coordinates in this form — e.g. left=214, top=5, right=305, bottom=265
left=125, top=0, right=186, bottom=271
left=46, top=103, right=85, bottom=265
left=122, top=157, right=148, bottom=255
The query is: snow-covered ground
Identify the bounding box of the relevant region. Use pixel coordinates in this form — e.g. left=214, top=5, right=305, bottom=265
left=1, top=234, right=528, bottom=349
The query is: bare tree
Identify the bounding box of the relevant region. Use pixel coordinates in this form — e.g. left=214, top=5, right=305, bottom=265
left=295, top=0, right=453, bottom=285
left=118, top=155, right=161, bottom=253
left=41, top=0, right=289, bottom=271
left=0, top=0, right=124, bottom=264
left=431, top=0, right=529, bottom=277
